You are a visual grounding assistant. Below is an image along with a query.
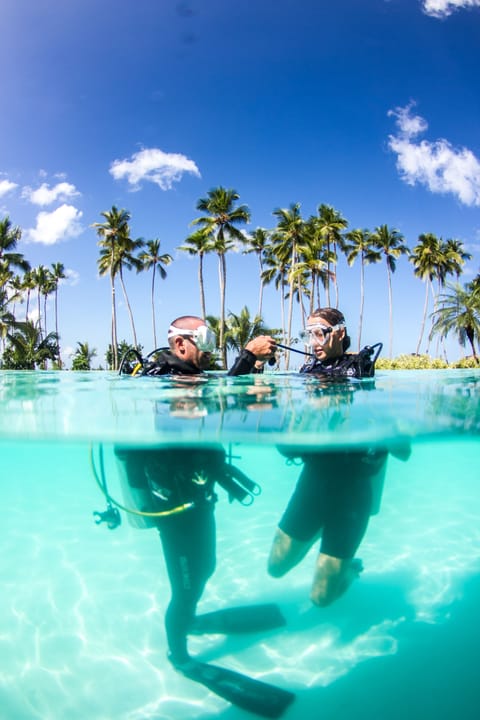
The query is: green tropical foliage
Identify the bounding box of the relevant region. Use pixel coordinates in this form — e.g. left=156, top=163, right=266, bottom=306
left=94, top=206, right=132, bottom=370
left=192, top=187, right=251, bottom=368
left=71, top=341, right=97, bottom=370
left=2, top=321, right=59, bottom=369
left=371, top=224, right=409, bottom=357
left=224, top=306, right=273, bottom=352
left=344, top=228, right=381, bottom=349
left=429, top=282, right=480, bottom=360
left=137, top=239, right=173, bottom=348
left=178, top=229, right=213, bottom=320
left=314, top=204, right=348, bottom=307
left=271, top=203, right=305, bottom=367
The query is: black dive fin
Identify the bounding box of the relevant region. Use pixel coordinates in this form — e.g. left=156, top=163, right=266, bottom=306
left=176, top=659, right=295, bottom=718
left=190, top=603, right=287, bottom=635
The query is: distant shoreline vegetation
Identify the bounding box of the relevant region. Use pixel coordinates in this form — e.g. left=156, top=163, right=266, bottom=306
left=376, top=354, right=479, bottom=369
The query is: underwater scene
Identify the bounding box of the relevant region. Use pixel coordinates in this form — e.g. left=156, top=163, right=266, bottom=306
left=1, top=370, right=479, bottom=720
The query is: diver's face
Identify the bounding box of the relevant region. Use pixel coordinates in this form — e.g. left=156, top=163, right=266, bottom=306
left=306, top=316, right=345, bottom=361
left=182, top=336, right=212, bottom=370
left=172, top=322, right=212, bottom=370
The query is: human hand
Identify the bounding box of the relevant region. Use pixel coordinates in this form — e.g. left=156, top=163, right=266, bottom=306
left=245, top=335, right=277, bottom=360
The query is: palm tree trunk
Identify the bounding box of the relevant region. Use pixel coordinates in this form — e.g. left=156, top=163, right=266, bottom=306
left=358, top=257, right=365, bottom=351
left=37, top=290, right=42, bottom=338
left=425, top=282, right=437, bottom=355
left=151, top=267, right=157, bottom=348
left=110, top=272, right=118, bottom=370
left=416, top=281, right=430, bottom=355
left=218, top=252, right=227, bottom=368
left=257, top=257, right=264, bottom=318
left=54, top=286, right=62, bottom=368
left=43, top=294, right=48, bottom=335
left=387, top=265, right=393, bottom=357
left=466, top=327, right=477, bottom=359
left=333, top=241, right=339, bottom=308
left=280, top=274, right=286, bottom=367
left=310, top=272, right=316, bottom=315
left=325, top=240, right=331, bottom=306
left=285, top=259, right=296, bottom=371
left=199, top=253, right=206, bottom=321
left=118, top=269, right=138, bottom=348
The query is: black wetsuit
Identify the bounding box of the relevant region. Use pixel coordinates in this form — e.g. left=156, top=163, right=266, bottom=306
left=117, top=349, right=254, bottom=664
left=141, top=348, right=258, bottom=377
left=279, top=351, right=382, bottom=558
left=299, top=345, right=379, bottom=378
left=278, top=449, right=387, bottom=558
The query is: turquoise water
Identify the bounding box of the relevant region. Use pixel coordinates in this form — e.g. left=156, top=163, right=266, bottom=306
left=1, top=370, right=479, bottom=720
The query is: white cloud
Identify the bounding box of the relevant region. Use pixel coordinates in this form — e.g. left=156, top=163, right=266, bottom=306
left=64, top=268, right=80, bottom=286
left=388, top=103, right=480, bottom=206
left=0, top=179, right=18, bottom=197
left=22, top=181, right=80, bottom=206
left=26, top=204, right=83, bottom=245
left=110, top=147, right=201, bottom=190
left=422, top=0, right=480, bottom=17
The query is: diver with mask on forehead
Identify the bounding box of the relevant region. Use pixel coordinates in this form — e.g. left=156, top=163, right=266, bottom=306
left=129, top=314, right=276, bottom=376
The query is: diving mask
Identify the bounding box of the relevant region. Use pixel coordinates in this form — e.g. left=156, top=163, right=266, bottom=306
left=167, top=324, right=217, bottom=353
left=299, top=322, right=345, bottom=345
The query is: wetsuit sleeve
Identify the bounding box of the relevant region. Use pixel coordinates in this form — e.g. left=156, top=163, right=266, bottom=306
left=227, top=348, right=257, bottom=376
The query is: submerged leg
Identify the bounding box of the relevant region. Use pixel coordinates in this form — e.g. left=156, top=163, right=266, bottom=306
left=267, top=527, right=319, bottom=577
left=159, top=505, right=216, bottom=664
left=310, top=553, right=363, bottom=607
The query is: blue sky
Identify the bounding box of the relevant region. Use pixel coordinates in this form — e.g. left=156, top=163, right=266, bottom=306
left=1, top=0, right=480, bottom=366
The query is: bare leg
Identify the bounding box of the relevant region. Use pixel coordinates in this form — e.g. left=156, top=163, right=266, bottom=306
left=310, top=553, right=363, bottom=607
left=267, top=527, right=320, bottom=578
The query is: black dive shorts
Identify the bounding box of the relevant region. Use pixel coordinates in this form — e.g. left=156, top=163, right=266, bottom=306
left=278, top=450, right=386, bottom=558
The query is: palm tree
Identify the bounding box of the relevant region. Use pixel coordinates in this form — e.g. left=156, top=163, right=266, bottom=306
left=468, top=273, right=480, bottom=295
left=120, top=236, right=145, bottom=347
left=138, top=239, right=173, bottom=348
left=371, top=224, right=409, bottom=357
left=225, top=306, right=271, bottom=353
left=22, top=270, right=36, bottom=321
left=93, top=206, right=131, bottom=370
left=242, top=227, right=271, bottom=317
left=178, top=228, right=213, bottom=320
left=429, top=282, right=480, bottom=360
left=71, top=341, right=97, bottom=370
left=42, top=269, right=56, bottom=337
left=261, top=243, right=290, bottom=355
left=0, top=275, right=21, bottom=354
left=8, top=274, right=25, bottom=321
left=272, top=203, right=305, bottom=368
left=0, top=216, right=30, bottom=275
left=314, top=204, right=348, bottom=307
left=410, top=233, right=442, bottom=354
left=50, top=262, right=66, bottom=366
left=192, top=187, right=251, bottom=368
left=344, top=228, right=382, bottom=349
left=300, top=216, right=330, bottom=313
left=30, top=265, right=50, bottom=339
left=443, top=238, right=472, bottom=281
left=3, top=321, right=58, bottom=369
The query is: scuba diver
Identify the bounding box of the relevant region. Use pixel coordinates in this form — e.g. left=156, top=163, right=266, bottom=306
left=267, top=307, right=410, bottom=607
left=120, top=314, right=276, bottom=377
left=114, top=316, right=293, bottom=718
